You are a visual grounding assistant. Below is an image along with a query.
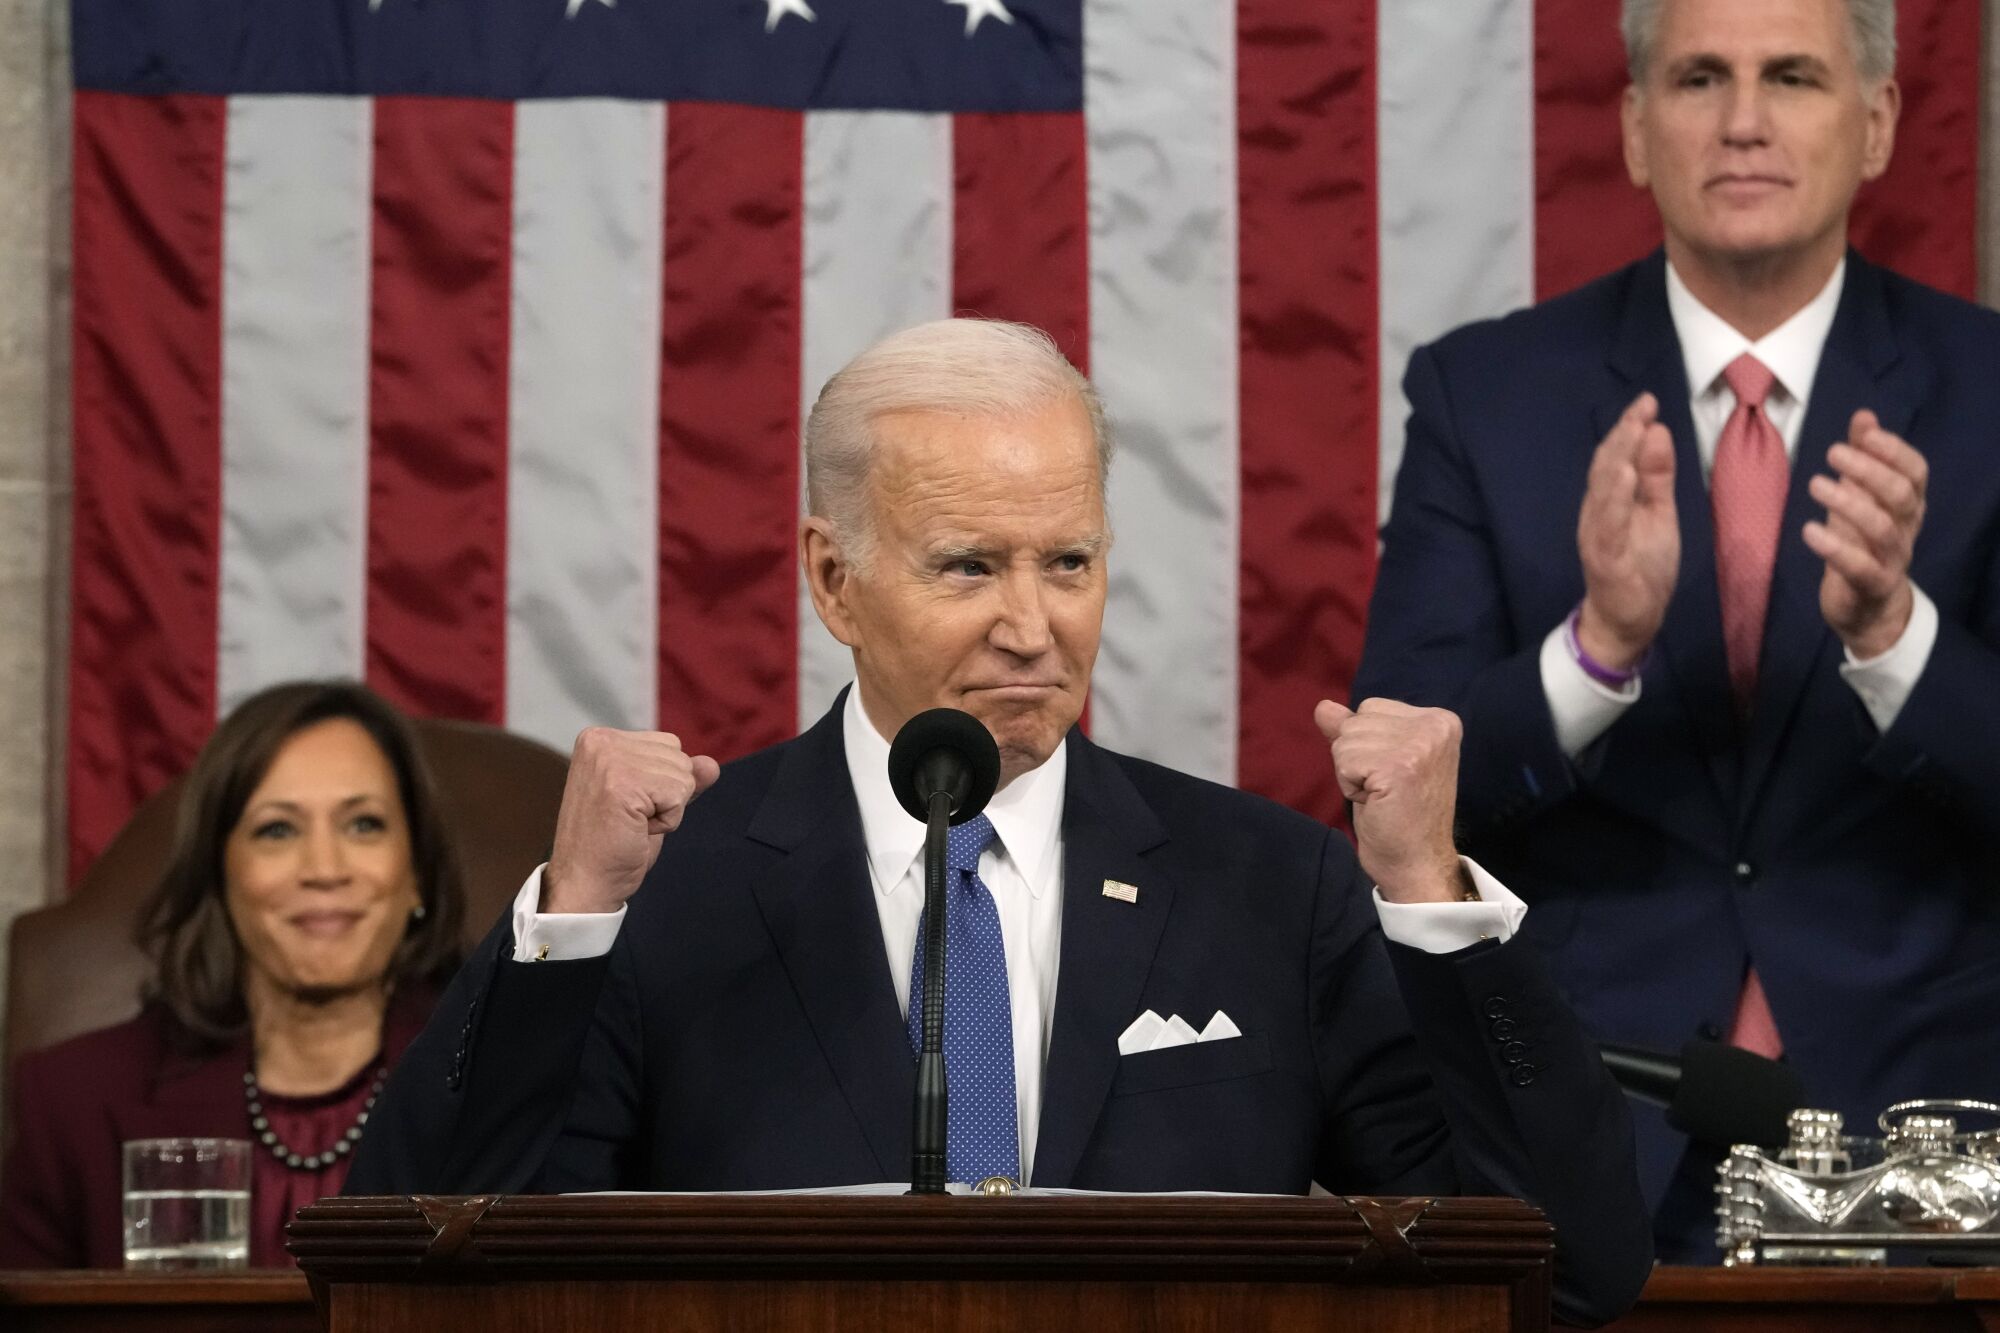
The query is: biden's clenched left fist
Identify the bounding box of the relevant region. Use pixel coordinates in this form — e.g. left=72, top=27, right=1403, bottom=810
left=1313, top=697, right=1472, bottom=904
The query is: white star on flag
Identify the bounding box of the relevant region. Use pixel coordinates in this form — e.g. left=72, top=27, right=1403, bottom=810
left=566, top=0, right=615, bottom=16
left=764, top=0, right=816, bottom=32
left=945, top=0, right=1013, bottom=36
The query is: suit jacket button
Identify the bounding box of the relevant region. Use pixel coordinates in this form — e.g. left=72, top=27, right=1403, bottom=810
left=1489, top=1017, right=1518, bottom=1042
left=1509, top=1064, right=1539, bottom=1087
left=1482, top=997, right=1510, bottom=1019
left=1734, top=861, right=1756, bottom=885
left=1501, top=1041, right=1530, bottom=1064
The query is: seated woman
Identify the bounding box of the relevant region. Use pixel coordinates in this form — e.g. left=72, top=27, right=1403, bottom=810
left=0, top=681, right=465, bottom=1267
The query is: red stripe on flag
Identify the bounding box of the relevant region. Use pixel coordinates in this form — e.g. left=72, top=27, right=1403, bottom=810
left=67, top=91, right=226, bottom=879
left=952, top=113, right=1090, bottom=372
left=656, top=103, right=802, bottom=760
left=1236, top=0, right=1378, bottom=823
left=365, top=97, right=514, bottom=724
left=1533, top=0, right=1657, bottom=300
left=1851, top=0, right=1981, bottom=298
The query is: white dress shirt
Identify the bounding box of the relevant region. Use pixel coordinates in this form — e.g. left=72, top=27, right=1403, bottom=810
left=509, top=686, right=1527, bottom=1181
left=1542, top=258, right=1940, bottom=756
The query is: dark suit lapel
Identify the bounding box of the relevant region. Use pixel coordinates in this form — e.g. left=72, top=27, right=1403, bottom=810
left=745, top=694, right=916, bottom=1180
left=1603, top=253, right=1738, bottom=807
left=1739, top=255, right=1924, bottom=815
left=1031, top=733, right=1172, bottom=1188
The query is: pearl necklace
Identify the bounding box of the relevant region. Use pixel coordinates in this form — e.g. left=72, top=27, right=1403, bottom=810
left=242, top=1065, right=387, bottom=1172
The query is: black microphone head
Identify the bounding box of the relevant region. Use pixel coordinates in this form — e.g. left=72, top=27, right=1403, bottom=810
left=886, top=708, right=1002, bottom=826
left=1668, top=1040, right=1806, bottom=1150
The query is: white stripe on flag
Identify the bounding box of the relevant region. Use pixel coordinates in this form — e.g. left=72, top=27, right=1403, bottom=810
left=217, top=95, right=373, bottom=714
left=1084, top=0, right=1240, bottom=785
left=1377, top=0, right=1535, bottom=519
left=796, top=111, right=954, bottom=731
left=505, top=99, right=667, bottom=749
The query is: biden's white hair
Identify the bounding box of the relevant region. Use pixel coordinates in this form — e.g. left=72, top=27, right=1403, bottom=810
left=804, top=318, right=1110, bottom=566
left=1621, top=0, right=1897, bottom=85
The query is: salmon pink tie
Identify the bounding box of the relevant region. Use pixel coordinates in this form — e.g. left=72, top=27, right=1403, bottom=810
left=1727, top=966, right=1783, bottom=1060
left=1711, top=353, right=1789, bottom=711
left=1712, top=352, right=1788, bottom=1060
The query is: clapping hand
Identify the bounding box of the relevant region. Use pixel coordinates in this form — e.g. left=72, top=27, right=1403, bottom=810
left=1575, top=393, right=1680, bottom=670
left=1804, top=410, right=1926, bottom=660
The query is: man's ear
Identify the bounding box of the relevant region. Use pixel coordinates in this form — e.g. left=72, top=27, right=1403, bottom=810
left=801, top=518, right=860, bottom=648
left=1621, top=84, right=1650, bottom=189
left=1860, top=77, right=1901, bottom=183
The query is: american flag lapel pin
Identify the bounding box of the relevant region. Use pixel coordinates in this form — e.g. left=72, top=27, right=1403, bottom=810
left=1101, top=879, right=1139, bottom=904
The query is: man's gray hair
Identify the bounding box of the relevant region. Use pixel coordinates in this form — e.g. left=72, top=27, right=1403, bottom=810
left=804, top=318, right=1111, bottom=565
left=1622, top=0, right=1897, bottom=85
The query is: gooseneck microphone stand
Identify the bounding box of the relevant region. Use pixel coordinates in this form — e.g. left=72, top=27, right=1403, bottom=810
left=910, top=785, right=955, bottom=1195
left=886, top=707, right=1001, bottom=1196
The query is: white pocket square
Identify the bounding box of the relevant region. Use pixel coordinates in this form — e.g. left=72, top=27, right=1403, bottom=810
left=1198, top=1010, right=1242, bottom=1042
left=1117, top=1009, right=1241, bottom=1056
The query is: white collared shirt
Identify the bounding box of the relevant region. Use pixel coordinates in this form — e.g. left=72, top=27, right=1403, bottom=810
left=508, top=688, right=1527, bottom=1182
left=1670, top=254, right=1845, bottom=475
left=1541, top=259, right=1940, bottom=755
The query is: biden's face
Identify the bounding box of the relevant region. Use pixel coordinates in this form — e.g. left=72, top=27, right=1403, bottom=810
left=1622, top=0, right=1898, bottom=276
left=806, top=393, right=1108, bottom=786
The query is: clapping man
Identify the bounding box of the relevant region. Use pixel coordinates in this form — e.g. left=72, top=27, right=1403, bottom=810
left=1356, top=0, right=2000, bottom=1259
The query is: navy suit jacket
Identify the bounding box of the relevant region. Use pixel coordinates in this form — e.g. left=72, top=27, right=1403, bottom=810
left=350, top=697, right=1651, bottom=1325
left=1354, top=250, right=2000, bottom=1212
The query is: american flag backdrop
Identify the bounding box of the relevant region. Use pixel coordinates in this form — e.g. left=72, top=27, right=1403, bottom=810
left=65, top=0, right=1985, bottom=876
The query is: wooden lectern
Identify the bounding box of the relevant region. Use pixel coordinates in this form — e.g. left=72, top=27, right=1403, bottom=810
left=291, top=1193, right=1553, bottom=1332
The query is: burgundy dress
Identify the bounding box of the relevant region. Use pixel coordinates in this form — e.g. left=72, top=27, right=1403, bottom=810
left=0, top=991, right=433, bottom=1269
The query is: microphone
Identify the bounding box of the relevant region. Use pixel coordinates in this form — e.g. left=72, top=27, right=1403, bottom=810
left=1599, top=1039, right=1805, bottom=1150
left=887, top=709, right=1002, bottom=1195
left=887, top=707, right=1003, bottom=828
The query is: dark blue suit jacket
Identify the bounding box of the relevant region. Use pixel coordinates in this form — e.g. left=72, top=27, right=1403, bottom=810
left=350, top=698, right=1651, bottom=1324
left=1354, top=250, right=2000, bottom=1218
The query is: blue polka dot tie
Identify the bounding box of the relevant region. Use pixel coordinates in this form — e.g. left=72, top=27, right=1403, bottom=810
left=906, top=813, right=1020, bottom=1185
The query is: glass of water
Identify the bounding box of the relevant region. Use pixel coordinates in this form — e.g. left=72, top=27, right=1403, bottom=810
left=121, top=1137, right=251, bottom=1270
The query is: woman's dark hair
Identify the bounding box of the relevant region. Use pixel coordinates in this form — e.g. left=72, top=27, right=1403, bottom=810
left=137, top=680, right=465, bottom=1048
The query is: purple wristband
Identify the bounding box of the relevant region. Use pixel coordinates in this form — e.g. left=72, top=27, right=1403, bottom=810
left=1564, top=605, right=1642, bottom=689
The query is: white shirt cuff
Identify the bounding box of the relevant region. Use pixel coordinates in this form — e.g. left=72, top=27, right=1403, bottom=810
left=1539, top=621, right=1640, bottom=758
left=1838, top=585, right=1939, bottom=734
left=1372, top=857, right=1528, bottom=954
left=510, top=863, right=627, bottom=963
